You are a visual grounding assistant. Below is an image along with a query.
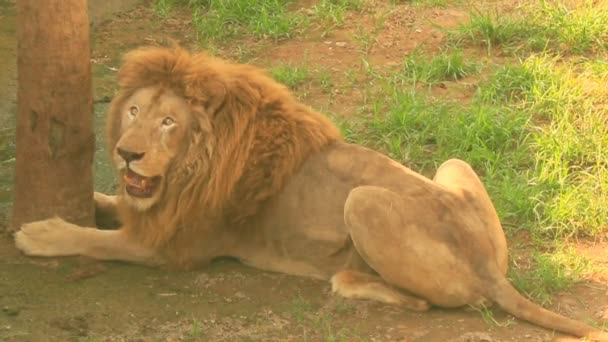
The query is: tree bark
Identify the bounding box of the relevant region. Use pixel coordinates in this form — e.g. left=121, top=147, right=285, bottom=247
left=12, top=0, right=95, bottom=229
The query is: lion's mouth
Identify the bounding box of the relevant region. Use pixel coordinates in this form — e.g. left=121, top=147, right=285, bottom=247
left=123, top=169, right=162, bottom=198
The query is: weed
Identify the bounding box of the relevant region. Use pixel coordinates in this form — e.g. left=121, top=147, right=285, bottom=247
left=317, top=71, right=334, bottom=92
left=352, top=8, right=391, bottom=61
left=312, top=0, right=366, bottom=26
left=289, top=294, right=314, bottom=322
left=400, top=49, right=478, bottom=85
left=270, top=64, right=311, bottom=89
left=450, top=2, right=608, bottom=54
left=470, top=304, right=515, bottom=327
left=332, top=299, right=355, bottom=314
left=190, top=319, right=202, bottom=339
left=449, top=7, right=527, bottom=55
left=312, top=314, right=365, bottom=342
left=152, top=0, right=175, bottom=17
left=480, top=54, right=608, bottom=238
left=509, top=244, right=593, bottom=304
left=187, top=0, right=305, bottom=42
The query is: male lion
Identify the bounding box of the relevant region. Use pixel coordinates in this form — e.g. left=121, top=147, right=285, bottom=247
left=15, top=46, right=607, bottom=340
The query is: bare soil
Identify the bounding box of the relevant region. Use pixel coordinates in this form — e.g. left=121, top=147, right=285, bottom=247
left=1, top=1, right=607, bottom=341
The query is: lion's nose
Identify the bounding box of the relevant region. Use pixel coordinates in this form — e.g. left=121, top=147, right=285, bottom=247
left=116, top=147, right=145, bottom=163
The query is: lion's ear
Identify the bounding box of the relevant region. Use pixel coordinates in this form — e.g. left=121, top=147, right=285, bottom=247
left=183, top=75, right=227, bottom=116
left=118, top=46, right=189, bottom=91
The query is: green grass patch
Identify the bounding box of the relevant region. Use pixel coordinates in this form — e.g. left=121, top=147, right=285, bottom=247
left=185, top=318, right=204, bottom=341
left=480, top=54, right=608, bottom=238
left=470, top=304, right=515, bottom=327
left=449, top=7, right=527, bottom=55
left=152, top=0, right=176, bottom=17
left=312, top=0, right=366, bottom=26
left=400, top=49, right=479, bottom=85
left=270, top=64, right=311, bottom=89
left=451, top=1, right=608, bottom=55
left=152, top=0, right=369, bottom=43
left=288, top=295, right=314, bottom=323
left=509, top=244, right=593, bottom=304
left=185, top=0, right=304, bottom=42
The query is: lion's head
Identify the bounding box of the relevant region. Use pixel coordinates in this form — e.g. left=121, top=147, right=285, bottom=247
left=110, top=85, right=197, bottom=210
left=106, top=47, right=241, bottom=213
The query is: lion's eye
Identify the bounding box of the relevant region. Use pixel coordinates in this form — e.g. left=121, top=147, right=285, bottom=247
left=161, top=117, right=175, bottom=127
left=128, top=105, right=139, bottom=119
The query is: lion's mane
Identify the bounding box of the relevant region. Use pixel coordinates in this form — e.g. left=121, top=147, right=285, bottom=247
left=106, top=46, right=342, bottom=265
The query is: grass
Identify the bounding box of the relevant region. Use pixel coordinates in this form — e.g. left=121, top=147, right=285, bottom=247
left=312, top=0, right=366, bottom=26
left=479, top=54, right=608, bottom=238
left=152, top=0, right=175, bottom=17
left=185, top=319, right=204, bottom=341
left=400, top=49, right=479, bottom=85
left=152, top=0, right=369, bottom=43
left=289, top=294, right=314, bottom=323
left=190, top=0, right=304, bottom=42
left=270, top=64, right=311, bottom=89
left=509, top=245, right=594, bottom=305
left=286, top=295, right=366, bottom=341
left=471, top=304, right=515, bottom=328
left=450, top=1, right=608, bottom=55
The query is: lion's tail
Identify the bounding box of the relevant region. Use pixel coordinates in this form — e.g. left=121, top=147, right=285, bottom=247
left=489, top=276, right=608, bottom=341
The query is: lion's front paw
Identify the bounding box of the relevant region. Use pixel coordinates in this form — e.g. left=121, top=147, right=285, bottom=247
left=15, top=218, right=83, bottom=257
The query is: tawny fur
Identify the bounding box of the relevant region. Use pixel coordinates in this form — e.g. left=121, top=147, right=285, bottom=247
left=14, top=46, right=608, bottom=341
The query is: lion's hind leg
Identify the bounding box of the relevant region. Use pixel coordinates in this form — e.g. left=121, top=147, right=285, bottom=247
left=343, top=184, right=483, bottom=308
left=331, top=270, right=430, bottom=311
left=433, top=158, right=508, bottom=275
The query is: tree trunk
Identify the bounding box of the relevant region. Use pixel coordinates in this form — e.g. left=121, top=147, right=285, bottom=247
left=12, top=0, right=95, bottom=229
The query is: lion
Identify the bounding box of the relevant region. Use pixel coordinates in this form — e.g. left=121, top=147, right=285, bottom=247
left=14, top=46, right=607, bottom=341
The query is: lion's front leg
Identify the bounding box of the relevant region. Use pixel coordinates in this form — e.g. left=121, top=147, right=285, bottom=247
left=15, top=217, right=160, bottom=266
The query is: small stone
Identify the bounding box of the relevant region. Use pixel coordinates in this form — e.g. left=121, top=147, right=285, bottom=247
left=336, top=42, right=347, bottom=47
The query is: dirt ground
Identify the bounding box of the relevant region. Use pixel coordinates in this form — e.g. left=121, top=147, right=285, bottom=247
left=1, top=0, right=608, bottom=341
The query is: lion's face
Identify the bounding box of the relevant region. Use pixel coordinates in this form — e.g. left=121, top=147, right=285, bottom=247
left=112, top=86, right=192, bottom=210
